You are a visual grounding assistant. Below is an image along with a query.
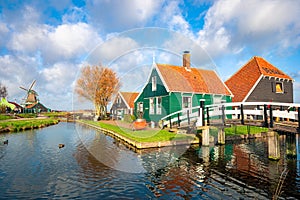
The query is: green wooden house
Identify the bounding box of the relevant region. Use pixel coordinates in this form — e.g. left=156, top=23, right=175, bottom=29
left=134, top=51, right=233, bottom=123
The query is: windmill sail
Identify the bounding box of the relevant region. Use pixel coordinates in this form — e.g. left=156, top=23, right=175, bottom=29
left=20, top=80, right=39, bottom=106
left=29, top=80, right=36, bottom=91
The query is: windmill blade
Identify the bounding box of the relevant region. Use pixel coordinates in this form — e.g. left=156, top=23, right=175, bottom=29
left=20, top=86, right=28, bottom=91
left=29, top=80, right=36, bottom=90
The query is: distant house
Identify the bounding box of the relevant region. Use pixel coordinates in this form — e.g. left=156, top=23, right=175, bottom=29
left=8, top=101, right=23, bottom=113
left=24, top=102, right=50, bottom=113
left=225, top=56, right=293, bottom=103
left=134, top=51, right=233, bottom=122
left=110, top=92, right=139, bottom=120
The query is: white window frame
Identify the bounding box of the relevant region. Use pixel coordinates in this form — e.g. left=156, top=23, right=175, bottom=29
left=156, top=97, right=162, bottom=114
left=149, top=98, right=154, bottom=114
left=152, top=76, right=157, bottom=91
left=275, top=82, right=284, bottom=93
left=182, top=96, right=192, bottom=113
left=138, top=102, right=143, bottom=112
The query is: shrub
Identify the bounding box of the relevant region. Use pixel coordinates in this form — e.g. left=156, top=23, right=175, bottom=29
left=123, top=114, right=136, bottom=123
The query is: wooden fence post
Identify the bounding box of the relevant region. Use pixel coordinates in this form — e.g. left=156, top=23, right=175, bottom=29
left=269, top=105, right=273, bottom=128
left=200, top=100, right=205, bottom=126
left=177, top=113, right=180, bottom=127
left=221, top=105, right=225, bottom=126
left=187, top=110, right=190, bottom=125
left=169, top=117, right=172, bottom=129
left=264, top=104, right=268, bottom=128
left=240, top=104, right=244, bottom=125
left=280, top=106, right=283, bottom=121
left=206, top=107, right=210, bottom=126
left=297, top=107, right=300, bottom=133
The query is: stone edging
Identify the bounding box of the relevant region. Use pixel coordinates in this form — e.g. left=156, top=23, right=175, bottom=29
left=76, top=121, right=199, bottom=149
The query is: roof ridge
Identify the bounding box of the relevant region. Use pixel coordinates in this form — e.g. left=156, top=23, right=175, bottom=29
left=253, top=56, right=264, bottom=74
left=225, top=56, right=257, bottom=82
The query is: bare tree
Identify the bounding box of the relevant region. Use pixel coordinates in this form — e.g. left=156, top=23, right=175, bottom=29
left=75, top=65, right=120, bottom=119
left=0, top=82, right=8, bottom=98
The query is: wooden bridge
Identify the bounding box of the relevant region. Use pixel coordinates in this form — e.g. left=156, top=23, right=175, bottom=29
left=160, top=102, right=300, bottom=134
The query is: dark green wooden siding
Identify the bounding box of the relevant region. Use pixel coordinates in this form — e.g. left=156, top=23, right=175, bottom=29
left=134, top=67, right=233, bottom=122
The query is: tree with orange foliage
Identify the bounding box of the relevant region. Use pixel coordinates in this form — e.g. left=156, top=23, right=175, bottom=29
left=75, top=65, right=120, bottom=119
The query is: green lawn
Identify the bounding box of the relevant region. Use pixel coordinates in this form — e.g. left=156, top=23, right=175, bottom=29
left=42, top=112, right=70, bottom=118
left=225, top=125, right=269, bottom=136
left=0, top=114, right=14, bottom=121
left=81, top=120, right=196, bottom=143
left=16, top=113, right=37, bottom=118
left=0, top=118, right=59, bottom=132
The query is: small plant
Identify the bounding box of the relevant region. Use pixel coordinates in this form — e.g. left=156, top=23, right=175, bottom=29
left=123, top=114, right=136, bottom=123
left=273, top=168, right=288, bottom=200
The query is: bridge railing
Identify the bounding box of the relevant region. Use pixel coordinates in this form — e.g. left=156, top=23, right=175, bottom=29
left=160, top=105, right=203, bottom=128
left=159, top=102, right=300, bottom=129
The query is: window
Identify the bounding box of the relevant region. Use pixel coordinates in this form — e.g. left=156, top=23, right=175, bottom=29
left=182, top=96, right=191, bottom=109
left=156, top=97, right=162, bottom=114
left=149, top=98, right=154, bottom=114
left=138, top=102, right=143, bottom=112
left=152, top=76, right=157, bottom=91
left=117, top=97, right=121, bottom=104
left=275, top=82, right=283, bottom=93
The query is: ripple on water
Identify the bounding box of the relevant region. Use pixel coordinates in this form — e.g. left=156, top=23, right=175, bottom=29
left=1, top=123, right=300, bottom=199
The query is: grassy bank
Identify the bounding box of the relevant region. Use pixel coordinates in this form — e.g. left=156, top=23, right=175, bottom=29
left=209, top=125, right=269, bottom=137
left=225, top=125, right=269, bottom=135
left=0, top=118, right=59, bottom=132
left=0, top=114, right=14, bottom=120
left=42, top=112, right=70, bottom=118
left=81, top=120, right=196, bottom=143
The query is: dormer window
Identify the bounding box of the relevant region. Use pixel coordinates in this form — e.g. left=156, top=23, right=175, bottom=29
left=276, top=82, right=283, bottom=93
left=152, top=76, right=157, bottom=91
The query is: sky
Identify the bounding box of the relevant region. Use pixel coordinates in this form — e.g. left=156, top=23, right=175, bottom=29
left=0, top=0, right=300, bottom=111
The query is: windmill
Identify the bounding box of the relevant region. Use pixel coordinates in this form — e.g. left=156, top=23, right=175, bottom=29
left=20, top=80, right=39, bottom=107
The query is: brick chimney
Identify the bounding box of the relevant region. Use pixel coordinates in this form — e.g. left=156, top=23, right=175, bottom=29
left=183, top=51, right=191, bottom=70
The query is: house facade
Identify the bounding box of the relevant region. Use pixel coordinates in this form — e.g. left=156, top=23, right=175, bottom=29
left=225, top=56, right=293, bottom=103
left=110, top=92, right=139, bottom=120
left=134, top=52, right=233, bottom=122
left=24, top=102, right=50, bottom=113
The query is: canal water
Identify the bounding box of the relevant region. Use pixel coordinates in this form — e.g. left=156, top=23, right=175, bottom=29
left=0, top=122, right=299, bottom=199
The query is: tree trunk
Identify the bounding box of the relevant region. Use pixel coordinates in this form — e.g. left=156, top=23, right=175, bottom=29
left=94, top=102, right=101, bottom=119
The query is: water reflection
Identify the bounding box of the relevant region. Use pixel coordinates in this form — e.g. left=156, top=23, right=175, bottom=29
left=0, top=123, right=299, bottom=199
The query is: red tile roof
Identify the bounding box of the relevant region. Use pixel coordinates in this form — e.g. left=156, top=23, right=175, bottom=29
left=225, top=56, right=293, bottom=102
left=156, top=64, right=232, bottom=95
left=120, top=92, right=139, bottom=109
left=26, top=103, right=37, bottom=109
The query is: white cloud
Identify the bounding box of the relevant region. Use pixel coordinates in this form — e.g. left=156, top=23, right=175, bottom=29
left=86, top=0, right=165, bottom=31
left=0, top=54, right=39, bottom=99
left=8, top=22, right=102, bottom=63
left=87, top=36, right=140, bottom=65
left=41, top=62, right=78, bottom=94
left=45, top=23, right=102, bottom=62
left=9, top=24, right=49, bottom=53
left=198, top=0, right=300, bottom=56
left=0, top=22, right=9, bottom=33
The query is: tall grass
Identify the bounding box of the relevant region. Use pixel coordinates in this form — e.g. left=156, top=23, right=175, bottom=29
left=0, top=119, right=59, bottom=132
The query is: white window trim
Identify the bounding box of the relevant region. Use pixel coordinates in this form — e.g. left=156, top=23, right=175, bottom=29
left=149, top=98, right=154, bottom=114
left=138, top=102, right=143, bottom=112
left=152, top=76, right=157, bottom=91
left=275, top=82, right=284, bottom=94
left=182, top=96, right=192, bottom=113
left=156, top=97, right=162, bottom=115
